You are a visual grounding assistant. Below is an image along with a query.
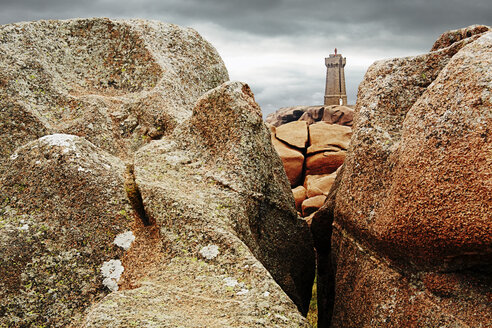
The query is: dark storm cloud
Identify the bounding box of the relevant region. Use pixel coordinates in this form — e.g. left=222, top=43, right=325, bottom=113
left=2, top=0, right=490, bottom=47
left=0, top=0, right=490, bottom=115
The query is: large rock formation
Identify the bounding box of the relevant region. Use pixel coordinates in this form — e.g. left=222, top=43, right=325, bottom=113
left=267, top=103, right=353, bottom=221
left=84, top=81, right=315, bottom=327
left=0, top=19, right=314, bottom=327
left=0, top=18, right=229, bottom=163
left=312, top=25, right=492, bottom=327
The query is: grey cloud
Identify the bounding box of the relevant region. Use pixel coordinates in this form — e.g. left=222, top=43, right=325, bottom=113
left=1, top=0, right=489, bottom=49
left=0, top=0, right=489, bottom=115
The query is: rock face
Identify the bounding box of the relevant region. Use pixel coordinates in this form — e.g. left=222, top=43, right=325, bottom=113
left=305, top=123, right=351, bottom=176
left=83, top=81, right=315, bottom=327
left=304, top=173, right=337, bottom=198
left=0, top=135, right=132, bottom=327
left=271, top=135, right=305, bottom=186
left=305, top=151, right=345, bottom=176
left=312, top=26, right=492, bottom=327
left=307, top=123, right=351, bottom=154
left=301, top=195, right=327, bottom=217
left=292, top=186, right=307, bottom=212
left=0, top=19, right=314, bottom=327
left=0, top=18, right=229, bottom=162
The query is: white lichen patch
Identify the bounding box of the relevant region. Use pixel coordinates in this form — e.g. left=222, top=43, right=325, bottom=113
left=78, top=166, right=91, bottom=173
left=263, top=291, right=270, bottom=297
left=101, top=259, right=124, bottom=292
left=18, top=224, right=29, bottom=231
left=39, top=134, right=78, bottom=154
left=113, top=231, right=135, bottom=250
left=223, top=277, right=238, bottom=288
left=237, top=288, right=249, bottom=296
left=274, top=314, right=289, bottom=322
left=102, top=278, right=119, bottom=292
left=199, top=244, right=219, bottom=260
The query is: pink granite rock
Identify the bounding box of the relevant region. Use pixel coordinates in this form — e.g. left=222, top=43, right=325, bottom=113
left=312, top=26, right=492, bottom=327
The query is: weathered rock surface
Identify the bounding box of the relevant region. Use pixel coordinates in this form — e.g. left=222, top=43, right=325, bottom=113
left=270, top=115, right=351, bottom=221
left=312, top=26, right=492, bottom=327
left=271, top=137, right=305, bottom=186
left=302, top=195, right=327, bottom=217
left=307, top=122, right=352, bottom=155
left=0, top=18, right=229, bottom=162
left=431, top=25, right=491, bottom=51
left=374, top=33, right=492, bottom=271
left=276, top=121, right=308, bottom=149
left=1, top=19, right=313, bottom=328
left=265, top=106, right=320, bottom=127
left=305, top=150, right=346, bottom=176
left=0, top=134, right=132, bottom=327
left=292, top=185, right=308, bottom=213
left=266, top=105, right=354, bottom=127
left=268, top=108, right=352, bottom=202
left=321, top=105, right=354, bottom=126
left=304, top=172, right=337, bottom=198
left=83, top=82, right=315, bottom=327
left=298, top=106, right=325, bottom=124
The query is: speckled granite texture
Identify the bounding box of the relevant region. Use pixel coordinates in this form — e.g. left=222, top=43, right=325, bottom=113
left=312, top=25, right=492, bottom=327
left=0, top=19, right=313, bottom=327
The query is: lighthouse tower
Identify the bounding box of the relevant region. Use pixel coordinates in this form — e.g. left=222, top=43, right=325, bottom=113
left=324, top=49, right=347, bottom=106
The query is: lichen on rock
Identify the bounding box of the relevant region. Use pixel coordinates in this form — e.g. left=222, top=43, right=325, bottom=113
left=0, top=18, right=229, bottom=161
left=1, top=18, right=314, bottom=328
left=113, top=231, right=135, bottom=250
left=0, top=134, right=132, bottom=327
left=312, top=25, right=492, bottom=327
left=101, top=260, right=125, bottom=292
left=82, top=81, right=315, bottom=327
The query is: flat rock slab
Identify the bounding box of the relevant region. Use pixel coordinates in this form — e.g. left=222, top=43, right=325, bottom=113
left=305, top=150, right=346, bottom=176
left=276, top=121, right=308, bottom=149
left=307, top=122, right=352, bottom=155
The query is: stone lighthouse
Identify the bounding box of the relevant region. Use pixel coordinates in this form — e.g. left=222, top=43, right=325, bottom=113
left=324, top=49, right=347, bottom=106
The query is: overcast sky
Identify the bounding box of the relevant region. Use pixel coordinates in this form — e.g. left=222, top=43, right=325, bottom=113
left=1, top=0, right=490, bottom=115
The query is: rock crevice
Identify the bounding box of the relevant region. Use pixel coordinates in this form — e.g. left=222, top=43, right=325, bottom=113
left=0, top=19, right=314, bottom=327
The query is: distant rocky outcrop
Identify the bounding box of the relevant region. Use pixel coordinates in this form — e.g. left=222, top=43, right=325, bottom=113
left=312, top=25, right=492, bottom=327
left=269, top=116, right=352, bottom=221
left=266, top=105, right=354, bottom=127
left=0, top=19, right=314, bottom=327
